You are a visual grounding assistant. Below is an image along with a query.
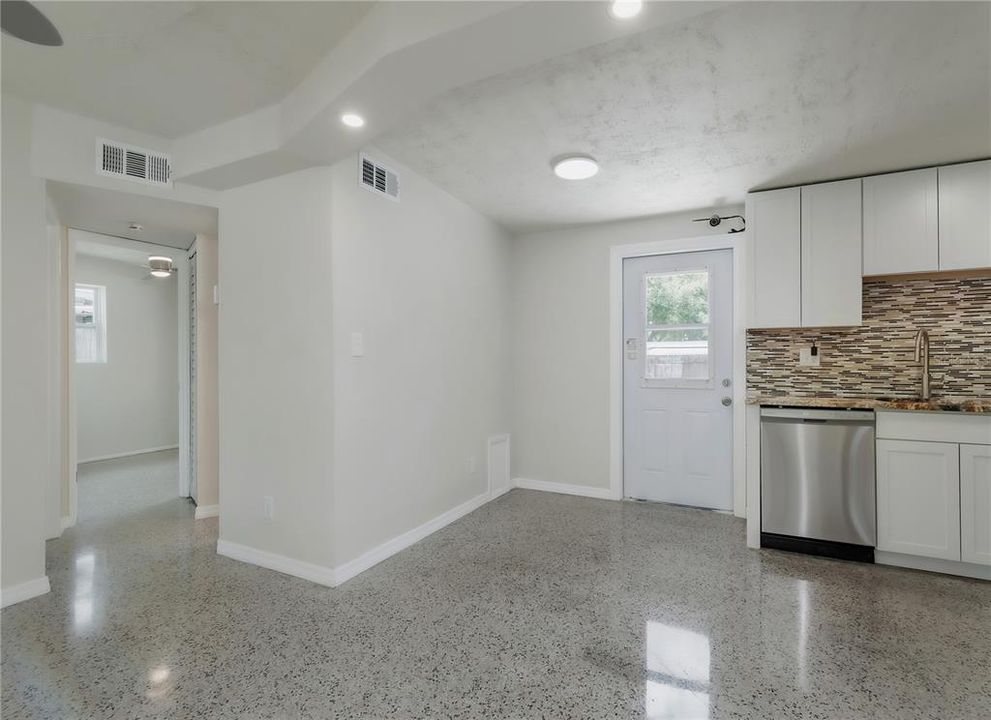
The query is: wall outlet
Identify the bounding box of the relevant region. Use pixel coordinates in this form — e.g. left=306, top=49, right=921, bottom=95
left=799, top=345, right=821, bottom=367
left=263, top=496, right=274, bottom=520
left=212, top=285, right=220, bottom=305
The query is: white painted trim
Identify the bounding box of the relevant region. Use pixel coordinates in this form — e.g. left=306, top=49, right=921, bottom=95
left=176, top=253, right=192, bottom=499
left=489, top=485, right=513, bottom=501
left=216, top=540, right=336, bottom=587
left=60, top=515, right=73, bottom=532
left=333, top=490, right=492, bottom=585
left=876, top=551, right=991, bottom=581
left=608, top=232, right=748, bottom=517
left=514, top=477, right=619, bottom=501
left=78, top=445, right=180, bottom=465
left=486, top=433, right=511, bottom=499
left=745, top=403, right=761, bottom=548
left=1, top=576, right=51, bottom=608
left=193, top=504, right=219, bottom=520
left=216, top=489, right=496, bottom=589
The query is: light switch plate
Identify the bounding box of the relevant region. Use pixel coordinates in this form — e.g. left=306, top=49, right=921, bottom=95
left=350, top=332, right=364, bottom=357
left=799, top=346, right=821, bottom=367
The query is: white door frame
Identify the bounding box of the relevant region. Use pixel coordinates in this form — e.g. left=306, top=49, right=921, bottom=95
left=62, top=229, right=193, bottom=527
left=609, top=232, right=748, bottom=517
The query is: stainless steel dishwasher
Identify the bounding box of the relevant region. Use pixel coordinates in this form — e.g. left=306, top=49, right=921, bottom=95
left=761, top=408, right=876, bottom=562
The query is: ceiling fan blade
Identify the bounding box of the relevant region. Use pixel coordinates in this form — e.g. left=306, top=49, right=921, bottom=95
left=1, top=1, right=62, bottom=47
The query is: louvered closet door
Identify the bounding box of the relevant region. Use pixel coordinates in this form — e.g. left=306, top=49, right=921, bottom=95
left=189, top=252, right=198, bottom=502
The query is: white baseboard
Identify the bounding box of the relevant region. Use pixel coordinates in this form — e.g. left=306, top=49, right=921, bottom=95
left=513, top=477, right=619, bottom=501
left=79, top=445, right=179, bottom=465
left=194, top=504, right=219, bottom=520
left=489, top=485, right=513, bottom=501
left=875, top=551, right=991, bottom=581
left=333, top=490, right=491, bottom=585
left=216, top=539, right=336, bottom=587
left=1, top=576, right=51, bottom=608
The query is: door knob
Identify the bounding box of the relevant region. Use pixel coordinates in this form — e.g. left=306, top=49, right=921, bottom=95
left=721, top=396, right=733, bottom=407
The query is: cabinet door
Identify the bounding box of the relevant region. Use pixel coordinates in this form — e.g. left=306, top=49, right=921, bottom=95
left=863, top=168, right=938, bottom=275
left=938, top=160, right=991, bottom=271
left=801, top=179, right=862, bottom=327
left=960, top=444, right=991, bottom=566
left=747, top=188, right=801, bottom=328
left=876, top=439, right=960, bottom=560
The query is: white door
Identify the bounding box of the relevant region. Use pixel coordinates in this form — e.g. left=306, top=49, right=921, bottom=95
left=623, top=249, right=733, bottom=509
left=876, top=439, right=960, bottom=561
left=960, top=444, right=991, bottom=566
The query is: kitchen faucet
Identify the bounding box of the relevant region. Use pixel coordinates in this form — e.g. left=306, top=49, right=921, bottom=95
left=913, top=329, right=931, bottom=401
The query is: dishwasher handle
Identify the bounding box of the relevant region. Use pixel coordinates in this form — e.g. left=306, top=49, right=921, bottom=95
left=760, top=407, right=875, bottom=423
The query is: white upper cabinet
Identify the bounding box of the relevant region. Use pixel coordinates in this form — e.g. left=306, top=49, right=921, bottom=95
left=801, top=179, right=863, bottom=327
left=748, top=187, right=801, bottom=328
left=863, top=168, right=938, bottom=275
left=938, top=160, right=991, bottom=271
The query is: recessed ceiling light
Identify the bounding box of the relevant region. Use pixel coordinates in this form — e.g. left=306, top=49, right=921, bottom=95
left=610, top=0, right=643, bottom=20
left=341, top=113, right=365, bottom=128
left=553, top=155, right=599, bottom=180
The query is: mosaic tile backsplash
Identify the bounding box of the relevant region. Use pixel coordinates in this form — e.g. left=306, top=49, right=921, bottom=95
left=747, top=276, right=991, bottom=399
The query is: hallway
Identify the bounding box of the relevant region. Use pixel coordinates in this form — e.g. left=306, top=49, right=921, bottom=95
left=2, top=453, right=990, bottom=719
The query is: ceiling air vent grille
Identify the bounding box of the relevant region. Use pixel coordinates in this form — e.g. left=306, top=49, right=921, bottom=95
left=359, top=154, right=399, bottom=201
left=96, top=138, right=172, bottom=187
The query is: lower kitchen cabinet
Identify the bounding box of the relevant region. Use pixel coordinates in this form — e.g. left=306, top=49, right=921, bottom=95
left=961, top=444, right=991, bottom=566
left=876, top=439, right=960, bottom=561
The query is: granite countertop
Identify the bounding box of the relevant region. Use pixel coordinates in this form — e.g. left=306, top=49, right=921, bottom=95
left=746, top=394, right=991, bottom=413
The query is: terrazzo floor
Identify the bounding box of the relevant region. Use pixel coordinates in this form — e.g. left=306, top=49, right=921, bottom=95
left=2, top=450, right=990, bottom=719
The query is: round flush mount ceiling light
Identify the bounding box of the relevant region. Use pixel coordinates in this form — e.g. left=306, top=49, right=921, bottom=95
left=552, top=155, right=599, bottom=180
left=609, top=0, right=643, bottom=20
left=340, top=112, right=365, bottom=128
left=148, top=256, right=174, bottom=278
left=1, top=1, right=63, bottom=46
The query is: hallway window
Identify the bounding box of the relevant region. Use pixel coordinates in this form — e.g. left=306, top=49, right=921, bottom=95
left=75, top=284, right=107, bottom=363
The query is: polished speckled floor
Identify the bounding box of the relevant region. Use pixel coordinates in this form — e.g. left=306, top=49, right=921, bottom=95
left=3, top=451, right=990, bottom=719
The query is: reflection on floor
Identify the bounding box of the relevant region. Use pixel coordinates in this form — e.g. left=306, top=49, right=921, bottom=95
left=3, top=454, right=990, bottom=719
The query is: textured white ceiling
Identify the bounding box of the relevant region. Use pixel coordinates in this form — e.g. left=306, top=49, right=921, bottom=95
left=1, top=1, right=373, bottom=137
left=376, top=1, right=991, bottom=231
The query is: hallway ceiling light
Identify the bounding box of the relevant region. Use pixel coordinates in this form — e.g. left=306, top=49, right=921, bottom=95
left=341, top=112, right=365, bottom=128
left=552, top=155, right=599, bottom=180
left=609, top=1, right=643, bottom=20
left=148, top=256, right=174, bottom=278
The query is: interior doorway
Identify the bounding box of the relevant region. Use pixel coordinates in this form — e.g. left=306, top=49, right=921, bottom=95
left=46, top=179, right=220, bottom=532
left=68, top=229, right=190, bottom=524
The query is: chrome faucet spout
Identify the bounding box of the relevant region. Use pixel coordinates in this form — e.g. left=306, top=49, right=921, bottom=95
left=913, top=329, right=931, bottom=401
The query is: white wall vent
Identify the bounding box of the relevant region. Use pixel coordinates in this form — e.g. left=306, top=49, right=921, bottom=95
left=96, top=138, right=172, bottom=187
left=358, top=154, right=399, bottom=201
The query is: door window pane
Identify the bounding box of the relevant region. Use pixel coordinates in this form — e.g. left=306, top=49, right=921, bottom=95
left=644, top=270, right=711, bottom=383
left=75, top=284, right=107, bottom=363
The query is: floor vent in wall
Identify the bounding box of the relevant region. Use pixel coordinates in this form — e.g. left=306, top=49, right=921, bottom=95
left=96, top=138, right=172, bottom=187
left=359, top=154, right=400, bottom=201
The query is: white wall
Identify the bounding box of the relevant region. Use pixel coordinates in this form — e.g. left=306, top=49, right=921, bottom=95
left=329, top=149, right=511, bottom=566
left=74, top=250, right=179, bottom=462
left=218, top=168, right=336, bottom=570
left=510, top=207, right=742, bottom=491
left=1, top=95, right=54, bottom=600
